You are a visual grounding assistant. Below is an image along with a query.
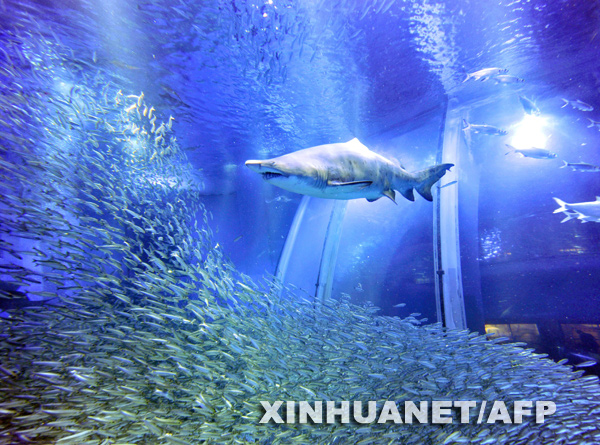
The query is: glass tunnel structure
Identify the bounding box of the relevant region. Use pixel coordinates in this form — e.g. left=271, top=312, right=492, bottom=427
left=239, top=84, right=600, bottom=370
left=1, top=0, right=600, bottom=443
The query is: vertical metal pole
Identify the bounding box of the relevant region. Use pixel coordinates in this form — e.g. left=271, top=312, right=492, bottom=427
left=315, top=200, right=348, bottom=302
left=275, top=195, right=311, bottom=285
left=433, top=103, right=448, bottom=325
left=438, top=106, right=467, bottom=330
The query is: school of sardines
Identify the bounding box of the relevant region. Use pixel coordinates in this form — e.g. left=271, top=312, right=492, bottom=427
left=1, top=3, right=600, bottom=445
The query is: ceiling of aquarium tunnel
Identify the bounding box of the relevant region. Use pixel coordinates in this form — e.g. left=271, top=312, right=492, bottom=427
left=6, top=0, right=599, bottom=283
left=20, top=0, right=598, bottom=196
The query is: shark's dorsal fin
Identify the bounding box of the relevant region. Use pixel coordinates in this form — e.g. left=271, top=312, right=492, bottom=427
left=382, top=189, right=396, bottom=204
left=346, top=138, right=369, bottom=151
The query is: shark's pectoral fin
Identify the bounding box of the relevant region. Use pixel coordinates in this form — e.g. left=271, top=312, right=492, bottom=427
left=367, top=197, right=381, bottom=202
left=382, top=189, right=396, bottom=204
left=327, top=180, right=372, bottom=191
left=399, top=188, right=415, bottom=202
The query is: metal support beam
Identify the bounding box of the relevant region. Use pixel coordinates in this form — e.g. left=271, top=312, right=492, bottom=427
left=435, top=104, right=467, bottom=330
left=275, top=196, right=311, bottom=285
left=315, top=200, right=348, bottom=302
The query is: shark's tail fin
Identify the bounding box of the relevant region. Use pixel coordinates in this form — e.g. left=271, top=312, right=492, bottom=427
left=560, top=160, right=568, bottom=169
left=561, top=98, right=569, bottom=108
left=553, top=197, right=569, bottom=213
left=413, top=163, right=454, bottom=201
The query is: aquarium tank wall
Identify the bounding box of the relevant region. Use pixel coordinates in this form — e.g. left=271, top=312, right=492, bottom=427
left=1, top=0, right=600, bottom=443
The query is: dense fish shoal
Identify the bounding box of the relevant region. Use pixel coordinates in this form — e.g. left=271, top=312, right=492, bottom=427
left=0, top=4, right=599, bottom=445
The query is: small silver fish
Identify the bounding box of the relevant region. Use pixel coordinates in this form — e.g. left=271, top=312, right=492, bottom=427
left=519, top=96, right=540, bottom=115
left=505, top=144, right=557, bottom=159
left=560, top=160, right=600, bottom=172
left=463, top=67, right=508, bottom=83
left=561, top=98, right=594, bottom=111
left=587, top=118, right=600, bottom=129
left=493, top=75, right=524, bottom=84
left=463, top=119, right=508, bottom=136
left=554, top=197, right=600, bottom=223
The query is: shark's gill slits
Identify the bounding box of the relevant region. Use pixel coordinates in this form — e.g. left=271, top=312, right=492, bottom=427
left=316, top=173, right=328, bottom=190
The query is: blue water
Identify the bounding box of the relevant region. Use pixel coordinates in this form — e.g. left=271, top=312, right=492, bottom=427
left=3, top=1, right=600, bottom=443
left=2, top=0, right=600, bottom=384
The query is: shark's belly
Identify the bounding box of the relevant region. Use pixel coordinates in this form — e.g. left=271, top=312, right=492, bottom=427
left=323, top=185, right=382, bottom=200
left=292, top=183, right=382, bottom=200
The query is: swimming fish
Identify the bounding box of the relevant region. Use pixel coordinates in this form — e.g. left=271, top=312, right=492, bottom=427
left=560, top=161, right=600, bottom=172
left=553, top=197, right=600, bottom=223
left=505, top=144, right=557, bottom=159
left=493, top=75, right=524, bottom=85
left=519, top=96, right=540, bottom=115
left=463, top=119, right=508, bottom=136
left=245, top=138, right=453, bottom=203
left=587, top=118, right=600, bottom=129
left=3, top=8, right=600, bottom=445
left=561, top=99, right=594, bottom=112
left=463, top=67, right=508, bottom=83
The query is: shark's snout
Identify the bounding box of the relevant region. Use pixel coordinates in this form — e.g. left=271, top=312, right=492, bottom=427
left=245, top=160, right=265, bottom=172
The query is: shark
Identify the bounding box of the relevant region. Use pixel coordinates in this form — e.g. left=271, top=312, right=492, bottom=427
left=245, top=138, right=453, bottom=203
left=553, top=197, right=600, bottom=223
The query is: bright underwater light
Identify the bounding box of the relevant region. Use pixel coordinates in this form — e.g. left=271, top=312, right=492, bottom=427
left=510, top=114, right=549, bottom=150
